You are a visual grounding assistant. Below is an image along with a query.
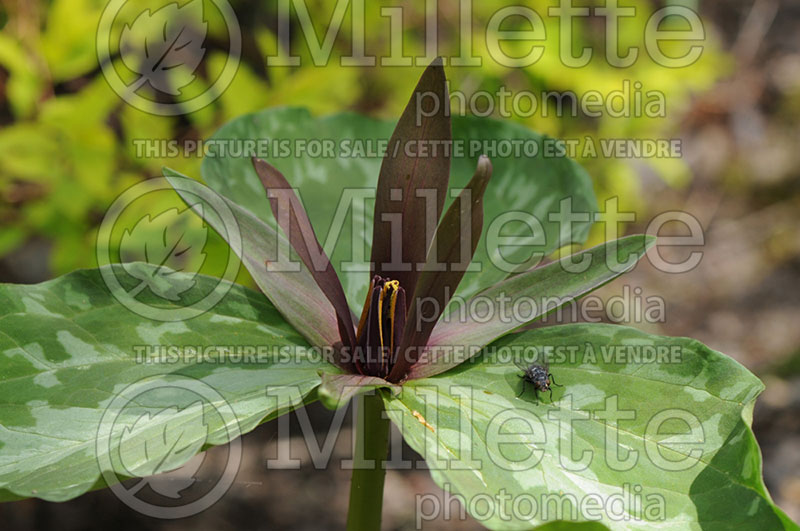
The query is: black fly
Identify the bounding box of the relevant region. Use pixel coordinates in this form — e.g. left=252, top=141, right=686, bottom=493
left=515, top=358, right=562, bottom=401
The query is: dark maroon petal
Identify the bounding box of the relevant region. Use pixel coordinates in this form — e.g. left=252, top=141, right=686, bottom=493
left=388, top=156, right=492, bottom=382
left=390, top=288, right=406, bottom=372
left=252, top=157, right=356, bottom=349
left=357, top=282, right=384, bottom=375
left=369, top=57, right=451, bottom=301
left=355, top=276, right=377, bottom=345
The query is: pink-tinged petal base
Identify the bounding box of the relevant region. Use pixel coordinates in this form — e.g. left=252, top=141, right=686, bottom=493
left=253, top=157, right=357, bottom=349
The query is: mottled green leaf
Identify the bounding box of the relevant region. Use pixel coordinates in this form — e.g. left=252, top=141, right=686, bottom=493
left=385, top=324, right=795, bottom=530
left=0, top=263, right=332, bottom=502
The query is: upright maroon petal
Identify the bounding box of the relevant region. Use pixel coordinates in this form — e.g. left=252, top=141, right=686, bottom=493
left=390, top=288, right=406, bottom=372
left=253, top=157, right=356, bottom=349
left=166, top=168, right=342, bottom=358
left=357, top=281, right=383, bottom=375
left=370, top=57, right=452, bottom=301
left=388, top=156, right=492, bottom=382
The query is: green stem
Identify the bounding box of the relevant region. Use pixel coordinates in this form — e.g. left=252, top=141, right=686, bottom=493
left=346, top=391, right=390, bottom=531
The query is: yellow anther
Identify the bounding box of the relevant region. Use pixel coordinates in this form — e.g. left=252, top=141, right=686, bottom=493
left=377, top=280, right=401, bottom=351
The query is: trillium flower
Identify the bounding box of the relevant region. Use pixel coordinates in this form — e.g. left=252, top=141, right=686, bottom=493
left=244, top=59, right=650, bottom=409
left=250, top=59, right=494, bottom=397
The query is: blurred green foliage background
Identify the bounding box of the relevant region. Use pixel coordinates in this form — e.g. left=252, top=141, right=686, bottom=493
left=0, top=0, right=723, bottom=280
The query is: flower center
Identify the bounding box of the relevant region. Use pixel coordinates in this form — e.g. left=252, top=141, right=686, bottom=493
left=354, top=276, right=407, bottom=378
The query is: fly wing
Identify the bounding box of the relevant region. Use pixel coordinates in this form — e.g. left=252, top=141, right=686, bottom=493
left=513, top=348, right=541, bottom=372
left=513, top=358, right=529, bottom=372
